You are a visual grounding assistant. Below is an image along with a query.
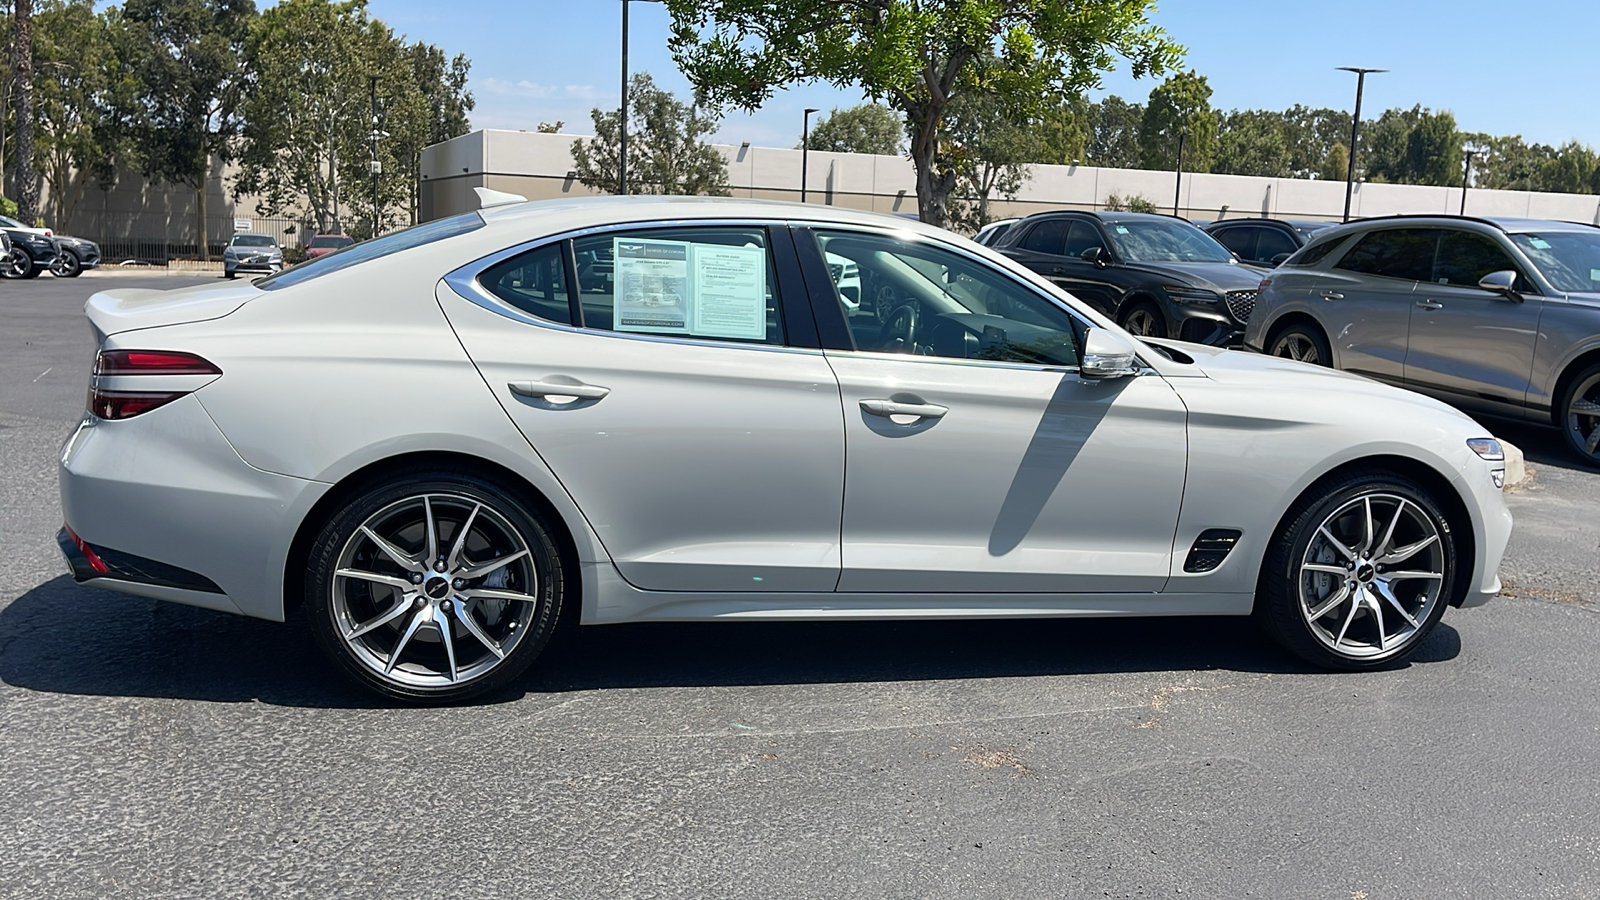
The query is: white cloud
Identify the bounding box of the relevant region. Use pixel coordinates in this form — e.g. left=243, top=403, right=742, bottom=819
left=476, top=78, right=606, bottom=102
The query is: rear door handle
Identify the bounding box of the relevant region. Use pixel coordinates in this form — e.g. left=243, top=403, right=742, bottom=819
left=1415, top=300, right=1444, bottom=310
left=1320, top=291, right=1344, bottom=300
left=509, top=379, right=611, bottom=401
left=860, top=399, right=948, bottom=420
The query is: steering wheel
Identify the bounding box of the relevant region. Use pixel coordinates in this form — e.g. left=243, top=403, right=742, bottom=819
left=876, top=302, right=920, bottom=353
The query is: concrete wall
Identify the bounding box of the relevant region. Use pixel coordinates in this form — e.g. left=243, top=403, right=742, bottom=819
left=421, top=129, right=1600, bottom=230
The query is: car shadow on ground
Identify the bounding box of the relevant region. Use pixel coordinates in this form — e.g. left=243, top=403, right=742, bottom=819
left=0, top=575, right=1461, bottom=709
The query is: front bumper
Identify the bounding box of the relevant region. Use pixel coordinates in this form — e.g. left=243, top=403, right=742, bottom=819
left=1168, top=303, right=1245, bottom=346
left=224, top=256, right=282, bottom=275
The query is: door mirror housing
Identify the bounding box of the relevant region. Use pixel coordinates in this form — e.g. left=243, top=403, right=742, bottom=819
left=1270, top=252, right=1293, bottom=266
left=1478, top=269, right=1524, bottom=302
left=1081, top=245, right=1109, bottom=268
left=1080, top=328, right=1139, bottom=380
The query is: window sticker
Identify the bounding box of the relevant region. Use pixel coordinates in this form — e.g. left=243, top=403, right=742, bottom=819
left=613, top=237, right=767, bottom=339
left=1114, top=225, right=1130, bottom=234
left=1528, top=237, right=1552, bottom=250
left=1590, top=268, right=1600, bottom=283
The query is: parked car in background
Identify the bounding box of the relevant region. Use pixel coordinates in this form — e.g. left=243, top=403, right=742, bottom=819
left=49, top=234, right=100, bottom=277
left=1203, top=218, right=1338, bottom=267
left=1246, top=215, right=1600, bottom=466
left=974, top=217, right=1021, bottom=246
left=223, top=233, right=284, bottom=278
left=995, top=210, right=1268, bottom=343
left=56, top=196, right=1511, bottom=702
left=0, top=214, right=52, bottom=237
left=1, top=225, right=59, bottom=279
left=306, top=233, right=354, bottom=259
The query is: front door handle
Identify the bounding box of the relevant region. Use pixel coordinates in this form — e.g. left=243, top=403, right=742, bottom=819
left=509, top=379, right=611, bottom=401
left=1320, top=290, right=1344, bottom=301
left=1415, top=300, right=1444, bottom=310
left=860, top=399, right=948, bottom=420
left=1052, top=266, right=1067, bottom=275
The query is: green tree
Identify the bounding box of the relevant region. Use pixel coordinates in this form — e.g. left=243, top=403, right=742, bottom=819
left=665, top=0, right=1180, bottom=228
left=1103, top=191, right=1156, bottom=213
left=1283, top=105, right=1349, bottom=178
left=1086, top=95, right=1142, bottom=168
left=11, top=0, right=39, bottom=222
left=117, top=0, right=257, bottom=259
left=1140, top=70, right=1218, bottom=172
left=1471, top=135, right=1552, bottom=191
left=801, top=103, right=903, bottom=156
left=1030, top=94, right=1093, bottom=167
left=945, top=88, right=1039, bottom=231
left=1215, top=109, right=1290, bottom=177
left=1318, top=142, right=1349, bottom=183
left=535, top=121, right=563, bottom=133
left=1403, top=108, right=1459, bottom=186
left=34, top=0, right=123, bottom=231
left=1542, top=141, right=1598, bottom=194
left=571, top=72, right=729, bottom=196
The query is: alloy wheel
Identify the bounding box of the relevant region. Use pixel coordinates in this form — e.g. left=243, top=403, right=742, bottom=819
left=1297, top=492, right=1446, bottom=659
left=1272, top=333, right=1322, bottom=365
left=330, top=492, right=542, bottom=689
left=49, top=251, right=80, bottom=277
left=1564, top=372, right=1600, bottom=463
left=1122, top=307, right=1161, bottom=337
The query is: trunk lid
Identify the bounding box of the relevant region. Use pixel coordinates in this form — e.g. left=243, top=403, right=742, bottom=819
left=85, top=281, right=262, bottom=336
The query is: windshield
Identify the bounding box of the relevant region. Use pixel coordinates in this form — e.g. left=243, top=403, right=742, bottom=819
left=231, top=234, right=276, bottom=247
left=1510, top=232, right=1600, bottom=293
left=1106, top=219, right=1234, bottom=263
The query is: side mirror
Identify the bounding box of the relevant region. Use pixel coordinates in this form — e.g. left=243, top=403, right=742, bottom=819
left=1270, top=252, right=1293, bottom=266
left=1478, top=269, right=1523, bottom=302
left=1080, top=327, right=1139, bottom=380
left=1081, top=245, right=1109, bottom=268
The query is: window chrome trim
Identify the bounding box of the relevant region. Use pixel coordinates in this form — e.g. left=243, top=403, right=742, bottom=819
left=441, top=217, right=822, bottom=357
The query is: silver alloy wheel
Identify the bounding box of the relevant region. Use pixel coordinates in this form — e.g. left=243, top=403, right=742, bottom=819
left=331, top=492, right=540, bottom=689
left=3, top=250, right=29, bottom=278
left=1272, top=332, right=1322, bottom=365
left=49, top=251, right=79, bottom=277
left=1298, top=492, right=1446, bottom=658
left=1123, top=307, right=1160, bottom=337
left=1565, top=372, right=1600, bottom=462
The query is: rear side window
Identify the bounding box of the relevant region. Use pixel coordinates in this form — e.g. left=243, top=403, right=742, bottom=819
left=480, top=243, right=573, bottom=325
left=1019, top=219, right=1067, bottom=255
left=1334, top=228, right=1438, bottom=281
left=1283, top=235, right=1344, bottom=268
left=258, top=212, right=484, bottom=291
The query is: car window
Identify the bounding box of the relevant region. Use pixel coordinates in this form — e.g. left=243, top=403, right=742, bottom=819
left=569, top=227, right=784, bottom=345
left=259, top=212, right=484, bottom=291
left=1211, top=226, right=1257, bottom=260
left=979, top=222, right=1014, bottom=246
left=1433, top=230, right=1521, bottom=287
left=1019, top=220, right=1067, bottom=255
left=1062, top=220, right=1105, bottom=258
left=1105, top=219, right=1234, bottom=263
left=1507, top=231, right=1600, bottom=293
left=479, top=243, right=573, bottom=325
left=1284, top=235, right=1346, bottom=267
left=1256, top=228, right=1299, bottom=262
left=1334, top=228, right=1437, bottom=281
left=232, top=235, right=276, bottom=247
left=812, top=230, right=1080, bottom=367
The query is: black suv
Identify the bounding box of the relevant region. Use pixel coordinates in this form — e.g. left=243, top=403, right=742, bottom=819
left=995, top=211, right=1268, bottom=344
left=1202, top=218, right=1337, bottom=267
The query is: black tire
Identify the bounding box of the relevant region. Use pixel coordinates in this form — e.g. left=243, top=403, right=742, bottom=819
left=223, top=270, right=236, bottom=279
left=305, top=470, right=566, bottom=704
left=1556, top=361, right=1600, bottom=468
left=1118, top=300, right=1168, bottom=339
left=1255, top=470, right=1457, bottom=670
left=1268, top=321, right=1332, bottom=367
left=8, top=250, right=39, bottom=279
left=49, top=250, right=82, bottom=278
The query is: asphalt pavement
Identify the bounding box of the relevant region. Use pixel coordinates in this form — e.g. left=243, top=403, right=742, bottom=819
left=2, top=272, right=1597, bottom=899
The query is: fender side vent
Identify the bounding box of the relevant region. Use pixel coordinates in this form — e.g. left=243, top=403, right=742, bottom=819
left=1184, top=529, right=1242, bottom=573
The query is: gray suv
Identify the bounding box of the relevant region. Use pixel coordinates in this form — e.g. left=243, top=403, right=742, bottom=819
left=1245, top=216, right=1600, bottom=466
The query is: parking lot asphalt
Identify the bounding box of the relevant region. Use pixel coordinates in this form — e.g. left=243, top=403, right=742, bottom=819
left=2, top=273, right=1598, bottom=899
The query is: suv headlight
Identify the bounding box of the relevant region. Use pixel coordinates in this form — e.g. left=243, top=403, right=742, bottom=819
left=1163, top=285, right=1221, bottom=306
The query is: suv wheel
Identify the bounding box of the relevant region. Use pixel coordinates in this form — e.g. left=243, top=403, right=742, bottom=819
left=1269, top=322, right=1331, bottom=367
left=5, top=249, right=38, bottom=279
left=1119, top=302, right=1167, bottom=339
left=49, top=250, right=81, bottom=278
left=1558, top=362, right=1600, bottom=468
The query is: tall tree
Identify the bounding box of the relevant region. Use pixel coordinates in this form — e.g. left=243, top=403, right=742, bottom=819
left=571, top=72, right=729, bottom=196
left=1086, top=95, right=1142, bottom=169
left=11, top=0, right=39, bottom=222
left=1403, top=108, right=1459, bottom=187
left=664, top=0, right=1180, bottom=228
left=1030, top=93, right=1093, bottom=167
left=1318, top=142, right=1349, bottom=183
left=1214, top=109, right=1290, bottom=177
left=1282, top=105, right=1349, bottom=178
left=945, top=88, right=1038, bottom=231
left=1139, top=70, right=1217, bottom=173
left=801, top=103, right=903, bottom=156
left=34, top=0, right=122, bottom=231
left=117, top=0, right=255, bottom=259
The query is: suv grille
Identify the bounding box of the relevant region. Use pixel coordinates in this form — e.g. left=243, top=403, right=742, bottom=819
left=1225, top=290, right=1258, bottom=323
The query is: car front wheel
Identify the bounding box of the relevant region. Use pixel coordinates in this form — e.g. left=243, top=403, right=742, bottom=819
left=305, top=471, right=566, bottom=703
left=49, top=250, right=81, bottom=277
left=1256, top=471, right=1456, bottom=669
left=1559, top=362, right=1600, bottom=468
left=1269, top=323, right=1331, bottom=366
left=5, top=250, right=38, bottom=279
left=1119, top=302, right=1167, bottom=339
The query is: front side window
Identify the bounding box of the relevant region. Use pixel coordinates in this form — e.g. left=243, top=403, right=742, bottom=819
left=1334, top=228, right=1437, bottom=281
left=1211, top=226, right=1258, bottom=260
left=812, top=230, right=1080, bottom=367
left=1255, top=228, right=1298, bottom=262
left=569, top=227, right=784, bottom=345
left=1104, top=219, right=1234, bottom=263
left=1433, top=230, right=1522, bottom=287
left=1510, top=231, right=1600, bottom=293
left=1062, top=220, right=1106, bottom=259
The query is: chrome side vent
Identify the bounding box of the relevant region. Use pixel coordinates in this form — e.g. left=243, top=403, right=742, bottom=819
left=1184, top=529, right=1242, bottom=573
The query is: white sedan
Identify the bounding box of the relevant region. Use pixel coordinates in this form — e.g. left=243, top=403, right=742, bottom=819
left=58, top=195, right=1513, bottom=702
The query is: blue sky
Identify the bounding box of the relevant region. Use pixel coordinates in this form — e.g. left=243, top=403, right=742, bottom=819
left=364, top=0, right=1600, bottom=150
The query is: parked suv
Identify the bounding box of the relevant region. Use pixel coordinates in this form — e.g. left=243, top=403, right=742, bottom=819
left=1203, top=218, right=1337, bottom=267
left=996, top=211, right=1267, bottom=344
left=0, top=225, right=59, bottom=279
left=1246, top=215, right=1600, bottom=466
left=223, top=233, right=284, bottom=278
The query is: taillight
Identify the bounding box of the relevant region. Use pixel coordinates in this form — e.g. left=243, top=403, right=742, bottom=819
left=89, top=349, right=221, bottom=420
left=64, top=526, right=109, bottom=574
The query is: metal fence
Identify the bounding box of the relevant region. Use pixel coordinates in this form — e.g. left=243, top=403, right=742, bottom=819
left=65, top=212, right=321, bottom=266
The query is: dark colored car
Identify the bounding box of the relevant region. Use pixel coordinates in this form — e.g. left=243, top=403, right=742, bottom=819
left=306, top=233, right=355, bottom=259
left=50, top=235, right=100, bottom=277
left=1203, top=218, right=1338, bottom=267
left=1, top=226, right=59, bottom=279
left=995, top=210, right=1268, bottom=344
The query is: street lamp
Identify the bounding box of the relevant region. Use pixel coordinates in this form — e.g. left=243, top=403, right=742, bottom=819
left=801, top=108, right=819, bottom=203
left=618, top=0, right=664, bottom=196
left=1172, top=128, right=1187, bottom=216
left=1337, top=67, right=1386, bottom=223
left=1461, top=143, right=1487, bottom=215
left=368, top=75, right=386, bottom=239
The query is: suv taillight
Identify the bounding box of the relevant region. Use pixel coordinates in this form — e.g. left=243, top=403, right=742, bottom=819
left=89, top=350, right=221, bottom=420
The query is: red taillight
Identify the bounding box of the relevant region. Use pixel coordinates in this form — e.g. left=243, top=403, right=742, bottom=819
left=95, top=350, right=221, bottom=376
left=89, top=349, right=221, bottom=420
left=65, top=526, right=109, bottom=574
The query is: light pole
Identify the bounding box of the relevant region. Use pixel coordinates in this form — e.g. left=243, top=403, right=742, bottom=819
left=801, top=108, right=819, bottom=203
left=618, top=0, right=664, bottom=196
left=1460, top=144, right=1486, bottom=215
left=1172, top=129, right=1186, bottom=216
left=1338, top=67, right=1386, bottom=223
left=369, top=75, right=382, bottom=239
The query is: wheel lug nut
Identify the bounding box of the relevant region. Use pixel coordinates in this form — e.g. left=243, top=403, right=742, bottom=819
left=434, top=559, right=448, bottom=573
left=441, top=600, right=453, bottom=612
left=452, top=578, right=464, bottom=589
left=414, top=597, right=427, bottom=609
left=411, top=573, right=424, bottom=584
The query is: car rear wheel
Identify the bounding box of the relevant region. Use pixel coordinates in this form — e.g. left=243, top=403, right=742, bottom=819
left=1269, top=322, right=1331, bottom=367
left=5, top=249, right=38, bottom=279
left=1558, top=363, right=1600, bottom=468
left=1255, top=471, right=1456, bottom=669
left=49, top=250, right=81, bottom=278
left=305, top=471, right=566, bottom=703
left=1118, top=302, right=1167, bottom=339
